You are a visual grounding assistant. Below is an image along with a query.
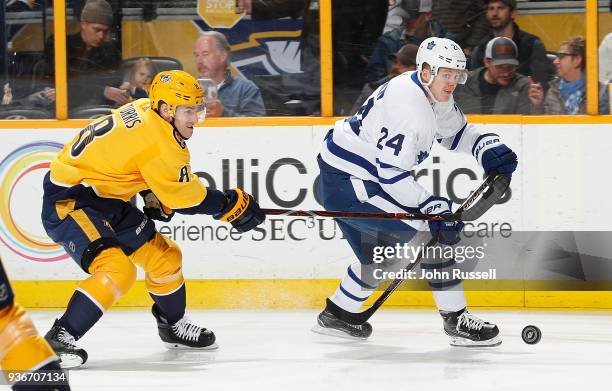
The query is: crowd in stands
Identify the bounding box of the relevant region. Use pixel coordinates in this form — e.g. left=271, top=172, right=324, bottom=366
left=1, top=0, right=610, bottom=118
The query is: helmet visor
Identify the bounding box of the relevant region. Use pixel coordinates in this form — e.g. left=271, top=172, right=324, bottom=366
left=176, top=103, right=207, bottom=123
left=435, top=68, right=468, bottom=84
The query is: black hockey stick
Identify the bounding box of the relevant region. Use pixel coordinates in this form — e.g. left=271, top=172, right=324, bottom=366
left=263, top=174, right=508, bottom=223
left=343, top=173, right=511, bottom=325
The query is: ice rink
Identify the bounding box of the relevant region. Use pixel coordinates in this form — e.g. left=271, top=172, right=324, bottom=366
left=16, top=309, right=610, bottom=391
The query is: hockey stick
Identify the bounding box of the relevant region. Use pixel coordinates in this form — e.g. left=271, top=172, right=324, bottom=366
left=262, top=174, right=509, bottom=223
left=342, top=173, right=511, bottom=325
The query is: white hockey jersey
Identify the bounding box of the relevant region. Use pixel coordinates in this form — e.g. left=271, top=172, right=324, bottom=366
left=320, top=71, right=499, bottom=209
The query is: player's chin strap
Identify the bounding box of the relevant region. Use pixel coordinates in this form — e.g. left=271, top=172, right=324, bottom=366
left=417, top=71, right=440, bottom=104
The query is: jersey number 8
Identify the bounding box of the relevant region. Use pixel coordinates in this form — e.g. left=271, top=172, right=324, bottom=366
left=70, top=116, right=116, bottom=158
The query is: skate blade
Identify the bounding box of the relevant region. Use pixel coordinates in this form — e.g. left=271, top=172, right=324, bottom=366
left=311, top=324, right=370, bottom=341
left=448, top=335, right=502, bottom=347
left=58, top=353, right=85, bottom=369
left=164, top=342, right=219, bottom=351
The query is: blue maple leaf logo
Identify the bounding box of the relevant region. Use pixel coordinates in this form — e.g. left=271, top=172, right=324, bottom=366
left=417, top=150, right=429, bottom=164
left=427, top=41, right=436, bottom=50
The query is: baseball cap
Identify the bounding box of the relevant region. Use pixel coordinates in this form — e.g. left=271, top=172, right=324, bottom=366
left=485, top=0, right=517, bottom=10
left=395, top=0, right=433, bottom=20
left=387, top=44, right=419, bottom=67
left=485, top=37, right=519, bottom=66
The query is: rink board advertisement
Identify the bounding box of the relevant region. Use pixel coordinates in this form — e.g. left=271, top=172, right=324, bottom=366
left=1, top=123, right=612, bottom=308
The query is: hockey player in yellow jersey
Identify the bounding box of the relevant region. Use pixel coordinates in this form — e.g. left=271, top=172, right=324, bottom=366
left=41, top=70, right=265, bottom=368
left=0, top=259, right=71, bottom=390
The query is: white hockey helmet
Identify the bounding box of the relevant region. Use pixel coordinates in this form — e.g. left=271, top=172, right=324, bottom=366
left=416, top=37, right=468, bottom=86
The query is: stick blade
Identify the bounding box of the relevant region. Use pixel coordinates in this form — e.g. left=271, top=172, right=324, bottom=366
left=459, top=174, right=511, bottom=221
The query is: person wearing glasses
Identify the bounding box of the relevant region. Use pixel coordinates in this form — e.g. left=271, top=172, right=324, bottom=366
left=529, top=36, right=610, bottom=115
left=454, top=37, right=531, bottom=114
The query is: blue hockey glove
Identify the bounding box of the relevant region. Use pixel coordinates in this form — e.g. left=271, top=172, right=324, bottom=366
left=481, top=144, right=518, bottom=178
left=140, top=190, right=174, bottom=222
left=214, top=189, right=266, bottom=233
left=419, top=197, right=464, bottom=246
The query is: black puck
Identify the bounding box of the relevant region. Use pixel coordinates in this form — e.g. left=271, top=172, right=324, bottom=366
left=521, top=325, right=542, bottom=344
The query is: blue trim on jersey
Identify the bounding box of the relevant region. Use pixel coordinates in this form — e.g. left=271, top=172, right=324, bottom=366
left=378, top=170, right=411, bottom=184
left=346, top=117, right=361, bottom=135
left=449, top=122, right=468, bottom=151
left=375, top=158, right=401, bottom=170
left=471, top=133, right=499, bottom=156
left=339, top=284, right=368, bottom=302
left=347, top=266, right=377, bottom=290
left=326, top=138, right=378, bottom=177
left=410, top=71, right=427, bottom=94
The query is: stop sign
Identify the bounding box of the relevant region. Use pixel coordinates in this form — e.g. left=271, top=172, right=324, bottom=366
left=198, top=0, right=244, bottom=29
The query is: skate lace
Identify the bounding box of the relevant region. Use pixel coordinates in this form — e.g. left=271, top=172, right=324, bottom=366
left=457, top=312, right=484, bottom=331
left=172, top=317, right=202, bottom=342
left=57, top=329, right=77, bottom=347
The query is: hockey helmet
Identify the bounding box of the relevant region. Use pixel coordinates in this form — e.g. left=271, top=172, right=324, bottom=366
left=149, top=70, right=204, bottom=117
left=416, top=37, right=468, bottom=86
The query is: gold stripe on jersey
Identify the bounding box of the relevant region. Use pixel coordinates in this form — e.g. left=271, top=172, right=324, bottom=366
left=50, top=99, right=207, bottom=209
left=55, top=199, right=76, bottom=220
left=70, top=210, right=101, bottom=241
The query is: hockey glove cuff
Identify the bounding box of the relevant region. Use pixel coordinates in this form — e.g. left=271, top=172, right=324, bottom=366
left=214, top=189, right=266, bottom=233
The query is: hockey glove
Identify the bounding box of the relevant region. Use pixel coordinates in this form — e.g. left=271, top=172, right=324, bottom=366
left=214, top=189, right=266, bottom=233
left=419, top=197, right=464, bottom=246
left=140, top=190, right=174, bottom=222
left=481, top=144, right=517, bottom=178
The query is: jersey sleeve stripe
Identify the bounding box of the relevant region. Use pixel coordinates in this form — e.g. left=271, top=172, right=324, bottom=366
left=449, top=122, right=468, bottom=151
left=378, top=170, right=411, bottom=184
left=326, top=138, right=378, bottom=177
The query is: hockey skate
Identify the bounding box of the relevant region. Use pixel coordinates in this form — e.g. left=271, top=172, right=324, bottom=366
left=312, top=299, right=372, bottom=340
left=440, top=308, right=502, bottom=347
left=44, top=319, right=88, bottom=369
left=152, top=304, right=217, bottom=350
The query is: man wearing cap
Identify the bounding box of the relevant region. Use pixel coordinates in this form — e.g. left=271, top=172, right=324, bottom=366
left=351, top=43, right=418, bottom=113
left=454, top=36, right=531, bottom=114
left=39, top=0, right=126, bottom=110
left=365, top=0, right=446, bottom=84
left=469, top=0, right=554, bottom=89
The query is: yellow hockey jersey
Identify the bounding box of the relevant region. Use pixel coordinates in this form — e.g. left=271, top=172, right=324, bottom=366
left=50, top=99, right=207, bottom=209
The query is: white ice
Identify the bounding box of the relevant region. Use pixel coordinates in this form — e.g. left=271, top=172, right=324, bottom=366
left=17, top=310, right=612, bottom=391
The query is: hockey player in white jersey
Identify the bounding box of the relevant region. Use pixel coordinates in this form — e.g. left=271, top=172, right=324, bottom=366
left=313, top=37, right=517, bottom=346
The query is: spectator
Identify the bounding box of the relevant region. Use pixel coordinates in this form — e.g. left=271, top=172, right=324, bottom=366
left=366, top=0, right=445, bottom=84
left=454, top=37, right=531, bottom=114
left=119, top=58, right=158, bottom=100
left=37, top=0, right=125, bottom=109
left=469, top=0, right=555, bottom=89
left=599, top=33, right=612, bottom=85
left=350, top=43, right=418, bottom=113
left=432, top=0, right=490, bottom=57
left=193, top=31, right=265, bottom=117
left=2, top=84, right=12, bottom=105
left=529, top=36, right=610, bottom=115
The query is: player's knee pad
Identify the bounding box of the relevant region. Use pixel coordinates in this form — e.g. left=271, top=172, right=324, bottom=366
left=132, top=233, right=184, bottom=295
left=79, top=247, right=136, bottom=310
left=0, top=303, right=56, bottom=371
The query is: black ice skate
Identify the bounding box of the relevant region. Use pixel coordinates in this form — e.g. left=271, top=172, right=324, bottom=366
left=440, top=308, right=502, bottom=347
left=44, top=319, right=88, bottom=368
left=312, top=298, right=372, bottom=340
left=152, top=304, right=217, bottom=350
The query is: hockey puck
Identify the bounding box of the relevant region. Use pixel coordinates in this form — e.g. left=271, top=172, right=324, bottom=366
left=521, top=325, right=542, bottom=344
